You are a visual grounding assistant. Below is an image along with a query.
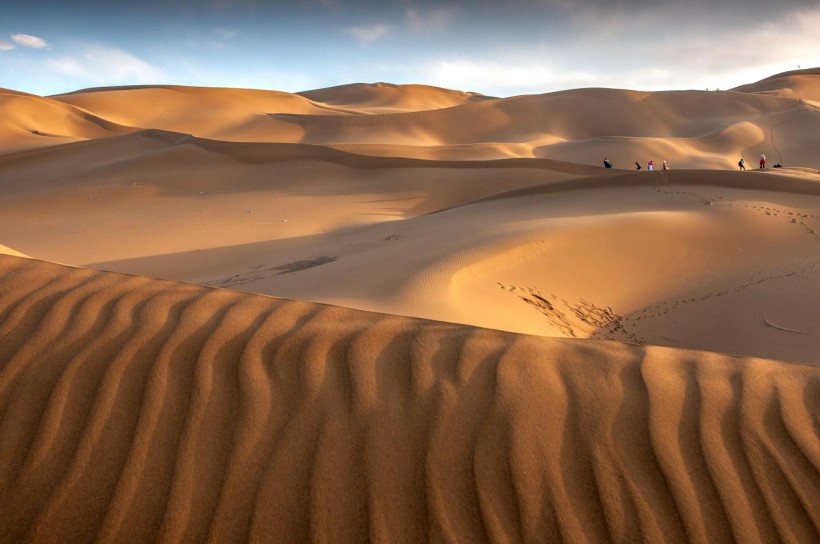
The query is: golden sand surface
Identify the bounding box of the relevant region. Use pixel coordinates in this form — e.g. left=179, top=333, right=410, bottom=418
left=0, top=255, right=817, bottom=543
left=1, top=69, right=819, bottom=542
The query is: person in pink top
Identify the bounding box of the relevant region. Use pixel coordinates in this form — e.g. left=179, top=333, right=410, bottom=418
left=647, top=160, right=654, bottom=171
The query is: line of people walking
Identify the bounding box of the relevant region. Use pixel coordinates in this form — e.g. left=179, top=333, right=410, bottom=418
left=603, top=158, right=669, bottom=170
left=605, top=154, right=779, bottom=171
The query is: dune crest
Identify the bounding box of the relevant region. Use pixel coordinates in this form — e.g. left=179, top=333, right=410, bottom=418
left=298, top=82, right=493, bottom=113
left=0, top=254, right=818, bottom=543
left=0, top=244, right=28, bottom=257
left=732, top=68, right=820, bottom=105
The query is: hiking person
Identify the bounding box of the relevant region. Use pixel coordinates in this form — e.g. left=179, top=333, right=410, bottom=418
left=739, top=158, right=746, bottom=171
left=635, top=161, right=641, bottom=170
left=662, top=160, right=669, bottom=170
left=647, top=160, right=654, bottom=171
left=604, top=157, right=613, bottom=168
left=759, top=154, right=766, bottom=169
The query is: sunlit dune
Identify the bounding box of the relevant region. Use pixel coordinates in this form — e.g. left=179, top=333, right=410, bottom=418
left=298, top=81, right=494, bottom=113
left=28, top=79, right=815, bottom=169
left=0, top=88, right=133, bottom=152
left=1, top=69, right=819, bottom=542
left=1, top=255, right=817, bottom=542
left=0, top=243, right=28, bottom=257
left=732, top=67, right=820, bottom=105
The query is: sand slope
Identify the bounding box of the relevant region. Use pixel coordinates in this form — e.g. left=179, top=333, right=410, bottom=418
left=189, top=169, right=820, bottom=365
left=733, top=68, right=820, bottom=105
left=2, top=71, right=820, bottom=543
left=31, top=72, right=820, bottom=168
left=298, top=82, right=493, bottom=113
left=0, top=254, right=818, bottom=543
left=0, top=88, right=133, bottom=152
left=274, top=88, right=820, bottom=168
left=52, top=85, right=354, bottom=144
left=4, top=129, right=818, bottom=363
left=1, top=127, right=818, bottom=364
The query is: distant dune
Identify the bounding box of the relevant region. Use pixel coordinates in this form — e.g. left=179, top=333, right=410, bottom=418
left=732, top=68, right=820, bottom=105
left=1, top=70, right=819, bottom=542
left=0, top=88, right=133, bottom=152
left=298, top=82, right=493, bottom=113
left=1, top=255, right=817, bottom=542
left=0, top=69, right=799, bottom=168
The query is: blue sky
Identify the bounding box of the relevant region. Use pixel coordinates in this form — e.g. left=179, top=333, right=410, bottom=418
left=1, top=0, right=819, bottom=97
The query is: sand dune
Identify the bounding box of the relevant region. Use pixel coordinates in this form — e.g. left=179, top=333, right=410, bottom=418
left=2, top=71, right=820, bottom=542
left=299, top=82, right=493, bottom=113
left=184, top=169, right=820, bottom=365
left=0, top=254, right=817, bottom=543
left=0, top=88, right=134, bottom=152
left=274, top=88, right=820, bottom=168
left=52, top=85, right=355, bottom=144
left=0, top=127, right=818, bottom=364
left=28, top=72, right=819, bottom=169
left=0, top=128, right=599, bottom=264
left=733, top=68, right=820, bottom=105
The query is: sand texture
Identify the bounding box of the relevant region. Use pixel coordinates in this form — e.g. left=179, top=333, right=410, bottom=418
left=1, top=70, right=820, bottom=542
left=2, top=76, right=820, bottom=362
left=0, top=254, right=818, bottom=543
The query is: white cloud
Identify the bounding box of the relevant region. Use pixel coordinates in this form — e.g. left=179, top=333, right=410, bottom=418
left=346, top=24, right=392, bottom=44
left=420, top=58, right=602, bottom=95
left=45, top=45, right=164, bottom=85
left=11, top=33, right=47, bottom=49
left=414, top=4, right=820, bottom=96
left=576, top=6, right=820, bottom=91
left=0, top=40, right=14, bottom=51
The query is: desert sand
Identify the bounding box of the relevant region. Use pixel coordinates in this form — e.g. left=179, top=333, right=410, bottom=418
left=0, top=69, right=819, bottom=542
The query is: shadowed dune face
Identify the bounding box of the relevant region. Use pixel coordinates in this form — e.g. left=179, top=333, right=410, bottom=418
left=0, top=254, right=818, bottom=543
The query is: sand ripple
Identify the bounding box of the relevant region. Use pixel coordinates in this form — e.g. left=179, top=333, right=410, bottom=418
left=0, top=255, right=817, bottom=543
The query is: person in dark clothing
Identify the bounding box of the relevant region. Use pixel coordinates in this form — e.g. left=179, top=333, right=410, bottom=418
left=604, top=158, right=613, bottom=168
left=738, top=158, right=746, bottom=171
left=635, top=161, right=642, bottom=170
